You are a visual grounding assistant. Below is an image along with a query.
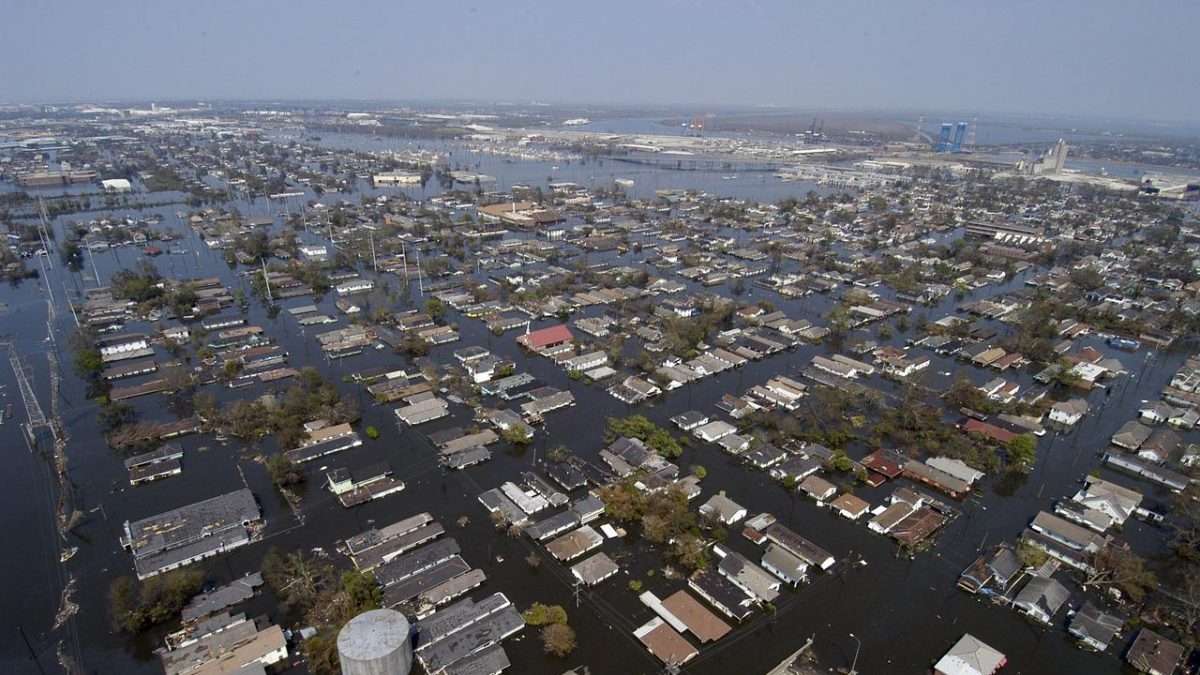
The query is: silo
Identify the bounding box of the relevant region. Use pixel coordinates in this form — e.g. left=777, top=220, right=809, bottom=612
left=337, top=608, right=413, bottom=675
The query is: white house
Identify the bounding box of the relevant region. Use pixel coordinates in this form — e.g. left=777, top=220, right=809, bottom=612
left=699, top=491, right=747, bottom=525
left=1049, top=399, right=1090, bottom=426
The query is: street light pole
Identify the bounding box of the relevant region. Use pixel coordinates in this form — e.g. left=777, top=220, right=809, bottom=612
left=849, top=633, right=861, bottom=675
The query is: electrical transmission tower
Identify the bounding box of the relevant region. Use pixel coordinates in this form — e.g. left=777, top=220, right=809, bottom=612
left=4, top=339, right=54, bottom=448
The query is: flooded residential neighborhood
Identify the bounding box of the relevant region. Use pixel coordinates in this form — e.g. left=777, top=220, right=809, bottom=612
left=3, top=3, right=1200, bottom=675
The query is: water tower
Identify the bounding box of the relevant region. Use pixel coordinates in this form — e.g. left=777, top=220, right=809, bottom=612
left=337, top=608, right=413, bottom=675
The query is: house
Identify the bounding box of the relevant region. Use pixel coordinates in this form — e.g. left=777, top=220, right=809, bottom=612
left=334, top=278, right=374, bottom=296
left=1067, top=603, right=1123, bottom=652
left=635, top=618, right=698, bottom=667
left=868, top=502, right=915, bottom=535
left=1125, top=628, right=1184, bottom=675
left=1168, top=408, right=1200, bottom=430
left=762, top=523, right=835, bottom=571
left=560, top=351, right=607, bottom=373
left=1012, top=576, right=1069, bottom=624
left=902, top=460, right=970, bottom=498
left=771, top=456, right=821, bottom=483
left=891, top=506, right=948, bottom=547
left=688, top=570, right=755, bottom=622
left=517, top=324, right=574, bottom=354
left=958, top=546, right=1022, bottom=594
left=660, top=590, right=731, bottom=643
left=760, top=544, right=808, bottom=587
left=797, top=475, right=836, bottom=502
left=933, top=634, right=1007, bottom=675
left=1103, top=451, right=1189, bottom=492
left=961, top=418, right=1017, bottom=445
left=1069, top=477, right=1141, bottom=531
left=1049, top=399, right=1090, bottom=426
left=1140, top=400, right=1176, bottom=425
left=670, top=411, right=709, bottom=431
left=1140, top=429, right=1181, bottom=464
left=1028, top=511, right=1105, bottom=553
left=924, top=457, right=984, bottom=486
left=717, top=434, right=751, bottom=455
left=713, top=544, right=780, bottom=602
left=828, top=493, right=870, bottom=520
left=1111, top=421, right=1153, bottom=451
left=694, top=420, right=737, bottom=443
left=699, top=492, right=747, bottom=525
left=862, top=448, right=906, bottom=480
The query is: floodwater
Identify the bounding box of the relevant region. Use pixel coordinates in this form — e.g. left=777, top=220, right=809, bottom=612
left=1, top=137, right=1195, bottom=675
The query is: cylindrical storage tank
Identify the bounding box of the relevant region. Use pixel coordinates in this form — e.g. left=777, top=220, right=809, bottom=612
left=337, top=608, right=413, bottom=675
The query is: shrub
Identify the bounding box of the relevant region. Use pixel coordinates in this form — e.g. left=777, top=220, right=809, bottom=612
left=542, top=623, right=577, bottom=657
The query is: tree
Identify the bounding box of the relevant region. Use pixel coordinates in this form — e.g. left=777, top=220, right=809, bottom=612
left=161, top=364, right=196, bottom=394
left=262, top=548, right=336, bottom=616
left=1017, top=541, right=1048, bottom=568
left=1173, top=567, right=1200, bottom=646
left=1172, top=485, right=1200, bottom=561
left=1006, top=434, right=1038, bottom=469
left=301, top=630, right=340, bottom=675
left=365, top=425, right=380, bottom=439
left=425, top=297, right=447, bottom=323
left=1084, top=546, right=1157, bottom=604
left=522, top=603, right=568, bottom=626
left=108, top=568, right=206, bottom=633
left=501, top=425, right=532, bottom=445
left=828, top=449, right=854, bottom=473
left=944, top=373, right=993, bottom=413
left=192, top=391, right=217, bottom=421
left=541, top=623, right=577, bottom=657
left=73, top=348, right=103, bottom=378
left=395, top=333, right=430, bottom=358
left=605, top=415, right=681, bottom=458
left=670, top=533, right=710, bottom=572
left=267, top=454, right=305, bottom=487
left=97, top=400, right=135, bottom=431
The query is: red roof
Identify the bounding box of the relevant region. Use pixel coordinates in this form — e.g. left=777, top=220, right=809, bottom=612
left=961, top=418, right=1016, bottom=444
left=520, top=324, right=573, bottom=349
left=862, top=448, right=905, bottom=478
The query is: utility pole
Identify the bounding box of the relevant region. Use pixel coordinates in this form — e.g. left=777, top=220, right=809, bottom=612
left=848, top=633, right=861, bottom=675
left=401, top=240, right=410, bottom=285
left=62, top=281, right=79, bottom=327
left=86, top=239, right=101, bottom=287
left=261, top=257, right=273, bottom=304
left=36, top=196, right=54, bottom=270
left=369, top=231, right=378, bottom=273
left=16, top=624, right=47, bottom=675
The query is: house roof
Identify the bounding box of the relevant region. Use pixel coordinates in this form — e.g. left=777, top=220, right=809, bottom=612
left=661, top=590, right=731, bottom=643
left=1126, top=628, right=1184, bottom=675
left=1068, top=602, right=1123, bottom=648
left=934, top=633, right=1006, bottom=675
left=520, top=324, right=573, bottom=349
left=798, top=475, right=836, bottom=498
left=829, top=493, right=871, bottom=515
left=1112, top=420, right=1154, bottom=448
left=635, top=618, right=698, bottom=666
left=699, top=492, right=746, bottom=522
left=1014, top=577, right=1069, bottom=618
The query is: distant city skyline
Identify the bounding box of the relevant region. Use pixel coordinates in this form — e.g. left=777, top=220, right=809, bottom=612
left=3, top=0, right=1198, bottom=124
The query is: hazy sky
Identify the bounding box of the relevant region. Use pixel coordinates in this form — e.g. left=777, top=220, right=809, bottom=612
left=3, top=0, right=1197, bottom=122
